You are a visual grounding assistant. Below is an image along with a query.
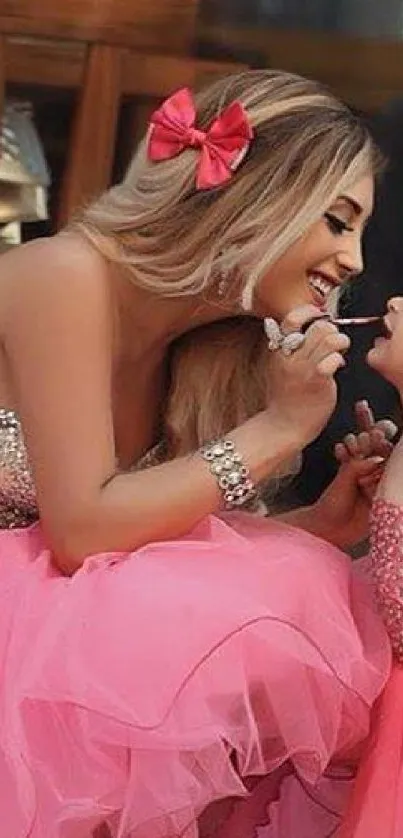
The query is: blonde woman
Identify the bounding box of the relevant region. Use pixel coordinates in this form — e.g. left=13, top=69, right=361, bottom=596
left=0, top=70, right=391, bottom=837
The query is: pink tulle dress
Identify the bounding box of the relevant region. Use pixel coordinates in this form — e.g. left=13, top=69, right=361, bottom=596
left=336, top=498, right=403, bottom=838
left=0, top=408, right=391, bottom=838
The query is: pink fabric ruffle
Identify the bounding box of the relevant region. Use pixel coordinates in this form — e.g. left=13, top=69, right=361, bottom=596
left=0, top=512, right=390, bottom=837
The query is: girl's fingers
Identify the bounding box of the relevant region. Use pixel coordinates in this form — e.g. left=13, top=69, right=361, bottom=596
left=334, top=441, right=349, bottom=464
left=357, top=464, right=385, bottom=485
left=356, top=431, right=372, bottom=458
left=355, top=400, right=375, bottom=433
left=342, top=433, right=360, bottom=458
left=376, top=419, right=399, bottom=441
left=368, top=428, right=394, bottom=458
left=358, top=476, right=383, bottom=492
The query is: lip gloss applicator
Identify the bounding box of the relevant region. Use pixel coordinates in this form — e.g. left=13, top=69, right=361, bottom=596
left=331, top=316, right=382, bottom=326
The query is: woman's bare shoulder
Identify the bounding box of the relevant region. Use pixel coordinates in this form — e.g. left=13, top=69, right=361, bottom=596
left=0, top=232, right=112, bottom=330
left=0, top=231, right=104, bottom=282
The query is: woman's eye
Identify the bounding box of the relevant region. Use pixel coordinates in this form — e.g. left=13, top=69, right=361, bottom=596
left=324, top=212, right=353, bottom=235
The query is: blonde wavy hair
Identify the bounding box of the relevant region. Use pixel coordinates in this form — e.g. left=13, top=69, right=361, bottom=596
left=164, top=317, right=267, bottom=454
left=75, top=68, right=380, bottom=309
left=75, top=70, right=381, bottom=493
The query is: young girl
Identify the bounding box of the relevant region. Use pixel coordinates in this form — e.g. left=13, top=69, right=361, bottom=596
left=0, top=70, right=392, bottom=837
left=335, top=296, right=403, bottom=838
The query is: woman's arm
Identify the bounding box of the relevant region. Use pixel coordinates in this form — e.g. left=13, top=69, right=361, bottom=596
left=0, top=238, right=300, bottom=572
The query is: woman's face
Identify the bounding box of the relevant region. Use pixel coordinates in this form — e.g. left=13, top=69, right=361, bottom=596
left=367, top=298, right=403, bottom=392
left=252, top=174, right=374, bottom=320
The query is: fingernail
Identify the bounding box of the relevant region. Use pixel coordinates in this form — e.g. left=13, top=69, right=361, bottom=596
left=301, top=314, right=329, bottom=334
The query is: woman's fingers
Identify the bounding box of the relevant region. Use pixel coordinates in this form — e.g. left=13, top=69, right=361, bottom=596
left=316, top=351, right=346, bottom=377
left=280, top=305, right=325, bottom=335
left=305, top=320, right=350, bottom=362
left=275, top=307, right=350, bottom=373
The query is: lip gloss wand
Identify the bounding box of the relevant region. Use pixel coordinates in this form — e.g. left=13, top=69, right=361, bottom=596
left=331, top=316, right=383, bottom=327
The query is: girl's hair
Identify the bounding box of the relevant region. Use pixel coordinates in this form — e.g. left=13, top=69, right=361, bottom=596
left=163, top=317, right=301, bottom=500
left=164, top=317, right=268, bottom=455
left=75, top=68, right=380, bottom=308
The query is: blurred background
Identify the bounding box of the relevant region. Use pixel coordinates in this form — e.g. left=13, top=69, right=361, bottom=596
left=3, top=0, right=403, bottom=239
left=2, top=0, right=403, bottom=503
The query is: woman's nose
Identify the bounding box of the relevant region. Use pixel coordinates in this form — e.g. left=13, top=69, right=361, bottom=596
left=338, top=238, right=364, bottom=278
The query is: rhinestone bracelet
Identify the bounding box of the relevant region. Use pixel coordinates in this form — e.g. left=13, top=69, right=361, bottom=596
left=200, top=438, right=257, bottom=510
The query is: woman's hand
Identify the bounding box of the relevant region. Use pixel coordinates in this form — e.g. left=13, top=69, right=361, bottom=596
left=313, top=401, right=397, bottom=548
left=264, top=305, right=350, bottom=448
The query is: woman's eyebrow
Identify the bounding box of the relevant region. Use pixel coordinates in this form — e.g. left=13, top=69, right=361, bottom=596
left=337, top=194, right=363, bottom=215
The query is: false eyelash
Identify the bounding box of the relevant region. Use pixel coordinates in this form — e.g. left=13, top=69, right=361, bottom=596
left=324, top=212, right=353, bottom=235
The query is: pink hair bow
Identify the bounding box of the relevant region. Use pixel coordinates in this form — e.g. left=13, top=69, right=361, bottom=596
left=147, top=87, right=254, bottom=190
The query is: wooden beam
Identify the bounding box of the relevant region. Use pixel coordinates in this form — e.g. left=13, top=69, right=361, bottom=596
left=199, top=23, right=403, bottom=92
left=121, top=52, right=246, bottom=97
left=57, top=43, right=122, bottom=226
left=5, top=25, right=401, bottom=110
left=4, top=37, right=245, bottom=96
left=0, top=36, right=5, bottom=115
left=5, top=37, right=85, bottom=88
left=0, top=0, right=198, bottom=53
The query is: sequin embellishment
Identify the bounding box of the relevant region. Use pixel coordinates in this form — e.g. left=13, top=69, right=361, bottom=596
left=371, top=498, right=403, bottom=662
left=0, top=408, right=37, bottom=528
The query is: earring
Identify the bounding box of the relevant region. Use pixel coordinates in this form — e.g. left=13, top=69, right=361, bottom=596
left=216, top=246, right=241, bottom=300
left=217, top=274, right=229, bottom=298
left=240, top=279, right=253, bottom=312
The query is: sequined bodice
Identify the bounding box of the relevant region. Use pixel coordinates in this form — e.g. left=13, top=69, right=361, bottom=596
left=0, top=409, right=37, bottom=528
left=0, top=408, right=163, bottom=530
left=371, top=498, right=403, bottom=662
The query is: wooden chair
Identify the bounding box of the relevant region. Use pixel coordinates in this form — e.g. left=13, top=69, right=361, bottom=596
left=57, top=42, right=123, bottom=226
left=0, top=36, right=4, bottom=117
left=1, top=0, right=246, bottom=227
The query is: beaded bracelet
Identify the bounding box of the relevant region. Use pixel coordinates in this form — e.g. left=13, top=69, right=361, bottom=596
left=200, top=438, right=257, bottom=510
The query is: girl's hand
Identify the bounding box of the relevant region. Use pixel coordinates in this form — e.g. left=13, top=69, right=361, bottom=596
left=334, top=400, right=397, bottom=502
left=313, top=401, right=398, bottom=548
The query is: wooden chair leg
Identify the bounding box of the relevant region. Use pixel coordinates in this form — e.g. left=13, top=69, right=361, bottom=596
left=0, top=35, right=5, bottom=117
left=58, top=43, right=123, bottom=227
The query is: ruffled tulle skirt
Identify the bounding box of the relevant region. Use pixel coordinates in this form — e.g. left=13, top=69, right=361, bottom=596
left=0, top=513, right=390, bottom=837
left=335, top=662, right=403, bottom=838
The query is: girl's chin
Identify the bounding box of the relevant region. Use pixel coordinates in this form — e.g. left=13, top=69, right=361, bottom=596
left=366, top=342, right=386, bottom=366
left=366, top=343, right=394, bottom=380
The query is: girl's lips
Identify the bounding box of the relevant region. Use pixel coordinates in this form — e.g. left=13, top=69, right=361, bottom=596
left=383, top=317, right=393, bottom=338
left=371, top=335, right=389, bottom=349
